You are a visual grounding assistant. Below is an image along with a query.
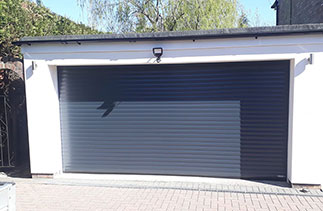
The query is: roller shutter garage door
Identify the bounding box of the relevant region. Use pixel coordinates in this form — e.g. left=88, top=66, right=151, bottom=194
left=58, top=61, right=289, bottom=180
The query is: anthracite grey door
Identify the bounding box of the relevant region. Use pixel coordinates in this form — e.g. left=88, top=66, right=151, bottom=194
left=58, top=61, right=289, bottom=180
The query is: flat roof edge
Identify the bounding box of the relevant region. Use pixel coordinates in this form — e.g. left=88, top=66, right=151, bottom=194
left=14, top=24, right=323, bottom=45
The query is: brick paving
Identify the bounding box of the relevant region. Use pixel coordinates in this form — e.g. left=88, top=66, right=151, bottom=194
left=8, top=179, right=323, bottom=211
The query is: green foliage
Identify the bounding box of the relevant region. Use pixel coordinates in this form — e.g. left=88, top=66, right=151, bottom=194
left=0, top=0, right=101, bottom=62
left=78, top=0, right=249, bottom=33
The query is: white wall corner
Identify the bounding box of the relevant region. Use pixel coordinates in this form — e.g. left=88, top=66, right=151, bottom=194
left=24, top=60, right=62, bottom=174
left=291, top=53, right=323, bottom=186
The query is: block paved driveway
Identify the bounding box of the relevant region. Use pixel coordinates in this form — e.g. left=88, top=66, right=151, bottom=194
left=4, top=178, right=323, bottom=211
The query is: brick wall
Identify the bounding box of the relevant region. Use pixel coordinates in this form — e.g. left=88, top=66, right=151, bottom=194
left=0, top=60, right=24, bottom=79
left=277, top=0, right=323, bottom=25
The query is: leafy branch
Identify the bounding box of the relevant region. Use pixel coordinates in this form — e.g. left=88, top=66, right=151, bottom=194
left=0, top=0, right=101, bottom=62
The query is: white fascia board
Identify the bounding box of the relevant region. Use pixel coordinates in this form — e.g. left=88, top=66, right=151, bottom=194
left=21, top=34, right=323, bottom=58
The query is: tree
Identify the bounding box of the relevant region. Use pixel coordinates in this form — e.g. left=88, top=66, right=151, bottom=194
left=36, top=0, right=42, bottom=6
left=78, top=0, right=249, bottom=33
left=0, top=0, right=101, bottom=62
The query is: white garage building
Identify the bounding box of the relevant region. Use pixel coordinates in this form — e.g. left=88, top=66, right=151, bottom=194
left=16, top=24, right=323, bottom=187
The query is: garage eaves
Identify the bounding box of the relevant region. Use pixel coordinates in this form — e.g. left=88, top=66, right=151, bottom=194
left=14, top=23, right=323, bottom=46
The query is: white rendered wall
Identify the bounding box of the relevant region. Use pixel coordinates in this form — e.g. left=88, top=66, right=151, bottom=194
left=21, top=34, right=323, bottom=185
left=292, top=53, right=323, bottom=185
left=23, top=60, right=62, bottom=174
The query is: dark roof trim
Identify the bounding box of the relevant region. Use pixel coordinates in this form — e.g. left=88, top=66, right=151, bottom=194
left=271, top=0, right=279, bottom=9
left=14, top=24, right=323, bottom=46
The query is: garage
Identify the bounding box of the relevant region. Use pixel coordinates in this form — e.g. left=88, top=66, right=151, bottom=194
left=58, top=61, right=289, bottom=180
left=15, top=24, right=323, bottom=186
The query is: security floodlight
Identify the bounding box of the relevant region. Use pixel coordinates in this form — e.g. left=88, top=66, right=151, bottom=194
left=153, top=47, right=163, bottom=63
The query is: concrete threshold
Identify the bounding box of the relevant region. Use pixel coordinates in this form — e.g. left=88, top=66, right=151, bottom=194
left=2, top=173, right=321, bottom=197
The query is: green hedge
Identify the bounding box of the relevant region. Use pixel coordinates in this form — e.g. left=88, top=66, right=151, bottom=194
left=0, top=0, right=101, bottom=62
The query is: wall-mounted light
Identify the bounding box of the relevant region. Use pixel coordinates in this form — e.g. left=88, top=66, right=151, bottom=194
left=32, top=61, right=37, bottom=70
left=153, top=47, right=163, bottom=63
left=308, top=54, right=314, bottom=65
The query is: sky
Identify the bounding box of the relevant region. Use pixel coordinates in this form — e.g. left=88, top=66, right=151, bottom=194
left=38, top=0, right=276, bottom=29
